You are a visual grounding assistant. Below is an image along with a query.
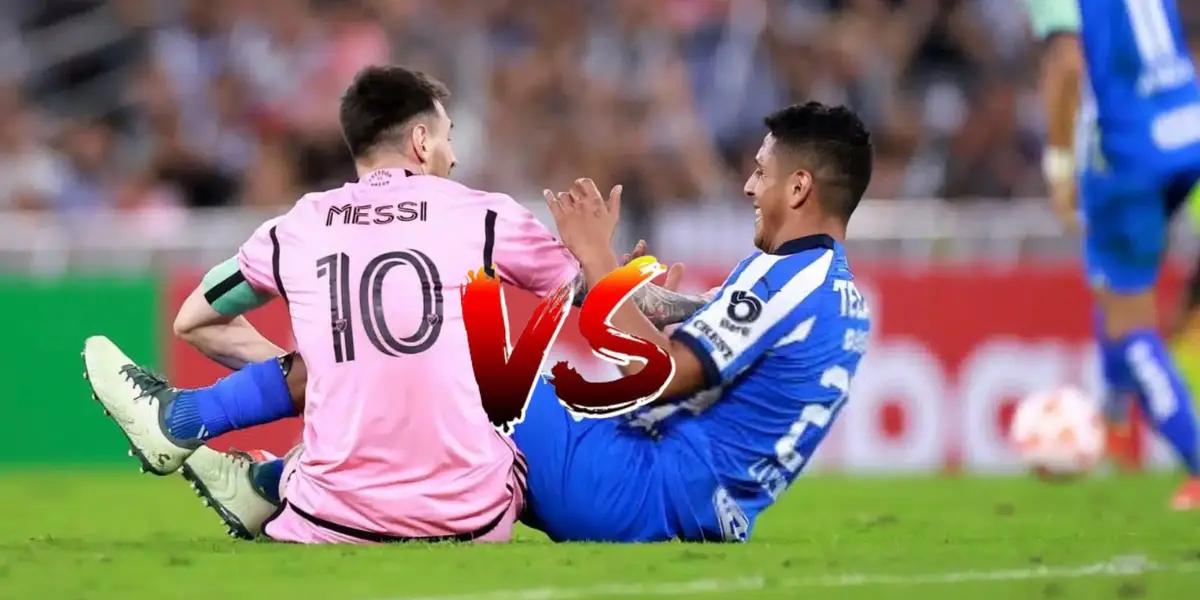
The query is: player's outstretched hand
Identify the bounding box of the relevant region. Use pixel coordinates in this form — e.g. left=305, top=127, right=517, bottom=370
left=543, top=178, right=622, bottom=263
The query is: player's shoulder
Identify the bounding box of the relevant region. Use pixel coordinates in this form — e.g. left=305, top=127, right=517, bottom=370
left=749, top=235, right=841, bottom=302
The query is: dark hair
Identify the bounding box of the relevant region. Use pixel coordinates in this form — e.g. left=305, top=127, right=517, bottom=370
left=763, top=102, right=873, bottom=221
left=339, top=65, right=451, bottom=159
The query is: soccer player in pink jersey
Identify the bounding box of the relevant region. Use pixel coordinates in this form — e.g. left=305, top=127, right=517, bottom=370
left=83, top=66, right=704, bottom=543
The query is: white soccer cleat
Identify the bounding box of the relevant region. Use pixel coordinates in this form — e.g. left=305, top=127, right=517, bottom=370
left=82, top=335, right=198, bottom=475
left=181, top=446, right=279, bottom=540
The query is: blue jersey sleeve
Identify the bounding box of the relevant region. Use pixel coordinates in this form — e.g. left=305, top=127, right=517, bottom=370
left=671, top=249, right=835, bottom=387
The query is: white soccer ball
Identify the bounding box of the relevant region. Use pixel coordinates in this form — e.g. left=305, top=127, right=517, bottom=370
left=1009, top=386, right=1106, bottom=477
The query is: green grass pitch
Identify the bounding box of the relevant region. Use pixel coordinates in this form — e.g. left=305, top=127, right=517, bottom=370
left=0, top=469, right=1197, bottom=599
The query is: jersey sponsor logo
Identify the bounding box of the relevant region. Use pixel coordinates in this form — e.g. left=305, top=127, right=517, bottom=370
left=1151, top=104, right=1200, bottom=151
left=326, top=202, right=428, bottom=226
left=693, top=319, right=735, bottom=362
left=726, top=290, right=763, bottom=324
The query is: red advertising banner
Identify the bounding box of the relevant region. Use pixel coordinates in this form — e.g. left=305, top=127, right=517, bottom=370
left=165, top=261, right=1185, bottom=471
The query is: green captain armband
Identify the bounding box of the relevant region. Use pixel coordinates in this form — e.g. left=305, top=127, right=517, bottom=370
left=1024, top=0, right=1080, bottom=40
left=202, top=257, right=271, bottom=316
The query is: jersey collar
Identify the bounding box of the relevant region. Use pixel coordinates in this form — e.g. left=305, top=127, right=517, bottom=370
left=360, top=168, right=416, bottom=188
left=770, top=234, right=837, bottom=255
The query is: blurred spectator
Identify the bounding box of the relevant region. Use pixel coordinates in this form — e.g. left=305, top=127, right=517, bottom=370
left=0, top=85, right=62, bottom=211
left=0, top=0, right=1082, bottom=235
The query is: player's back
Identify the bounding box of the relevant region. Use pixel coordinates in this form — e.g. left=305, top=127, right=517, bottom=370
left=1080, top=0, right=1200, bottom=175
left=262, top=169, right=563, bottom=538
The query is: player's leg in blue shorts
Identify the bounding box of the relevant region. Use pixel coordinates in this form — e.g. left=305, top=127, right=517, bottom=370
left=511, top=375, right=727, bottom=542
left=1081, top=169, right=1200, bottom=478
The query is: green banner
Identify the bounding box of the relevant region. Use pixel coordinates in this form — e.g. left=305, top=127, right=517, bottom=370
left=0, top=275, right=160, bottom=466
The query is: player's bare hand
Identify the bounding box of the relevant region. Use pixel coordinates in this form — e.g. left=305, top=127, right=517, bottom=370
left=1049, top=179, right=1081, bottom=235
left=543, top=178, right=622, bottom=261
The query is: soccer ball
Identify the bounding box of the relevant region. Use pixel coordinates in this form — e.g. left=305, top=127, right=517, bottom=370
left=1009, top=386, right=1106, bottom=477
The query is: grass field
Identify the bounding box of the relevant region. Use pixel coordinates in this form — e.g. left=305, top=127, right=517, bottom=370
left=0, top=469, right=1197, bottom=600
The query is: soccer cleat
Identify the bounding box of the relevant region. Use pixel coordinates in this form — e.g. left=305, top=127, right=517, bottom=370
left=1170, top=477, right=1200, bottom=511
left=180, top=447, right=279, bottom=540
left=82, top=336, right=199, bottom=475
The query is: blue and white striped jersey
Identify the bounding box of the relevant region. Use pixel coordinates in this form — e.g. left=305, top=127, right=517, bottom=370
left=625, top=234, right=869, bottom=538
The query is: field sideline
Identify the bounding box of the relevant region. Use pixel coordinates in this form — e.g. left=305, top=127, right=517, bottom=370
left=0, top=470, right=1197, bottom=599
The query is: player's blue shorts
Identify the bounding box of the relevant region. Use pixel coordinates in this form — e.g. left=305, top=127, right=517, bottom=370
left=1081, top=167, right=1200, bottom=293
left=510, top=376, right=728, bottom=542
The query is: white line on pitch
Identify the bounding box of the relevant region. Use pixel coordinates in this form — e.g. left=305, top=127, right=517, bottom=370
left=378, top=555, right=1200, bottom=600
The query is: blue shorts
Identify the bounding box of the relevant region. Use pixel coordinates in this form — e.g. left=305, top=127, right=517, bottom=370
left=510, top=376, right=728, bottom=542
left=1081, top=168, right=1200, bottom=293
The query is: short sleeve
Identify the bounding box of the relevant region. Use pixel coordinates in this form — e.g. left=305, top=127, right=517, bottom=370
left=491, top=199, right=580, bottom=297
left=671, top=250, right=834, bottom=388
left=1025, top=0, right=1080, bottom=39
left=236, top=215, right=286, bottom=298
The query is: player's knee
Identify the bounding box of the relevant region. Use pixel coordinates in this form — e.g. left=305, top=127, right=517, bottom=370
left=1099, top=289, right=1159, bottom=338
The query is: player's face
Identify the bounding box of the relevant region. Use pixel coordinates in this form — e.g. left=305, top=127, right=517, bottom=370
left=418, top=101, right=457, bottom=178
left=744, top=134, right=783, bottom=251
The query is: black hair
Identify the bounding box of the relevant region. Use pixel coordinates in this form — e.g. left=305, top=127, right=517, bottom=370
left=339, top=65, right=451, bottom=159
left=763, top=102, right=873, bottom=221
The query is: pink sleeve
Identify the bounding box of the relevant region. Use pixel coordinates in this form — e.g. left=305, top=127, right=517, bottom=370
left=492, top=199, right=580, bottom=297
left=236, top=216, right=285, bottom=296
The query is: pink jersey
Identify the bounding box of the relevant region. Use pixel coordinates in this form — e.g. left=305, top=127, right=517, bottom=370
left=237, top=168, right=578, bottom=541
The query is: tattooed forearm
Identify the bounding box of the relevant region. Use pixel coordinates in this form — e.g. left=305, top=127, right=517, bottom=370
left=568, top=271, right=708, bottom=329
left=634, top=284, right=708, bottom=328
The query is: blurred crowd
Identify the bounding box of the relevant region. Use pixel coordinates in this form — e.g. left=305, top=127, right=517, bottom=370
left=2, top=0, right=1199, bottom=230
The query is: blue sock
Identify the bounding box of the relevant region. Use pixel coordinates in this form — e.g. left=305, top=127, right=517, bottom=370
left=164, top=358, right=295, bottom=441
left=1099, top=331, right=1135, bottom=423
left=250, top=459, right=284, bottom=505
left=1118, top=329, right=1200, bottom=475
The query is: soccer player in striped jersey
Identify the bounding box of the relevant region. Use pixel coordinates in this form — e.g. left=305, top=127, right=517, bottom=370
left=1026, top=0, right=1200, bottom=508
left=524, top=102, right=872, bottom=541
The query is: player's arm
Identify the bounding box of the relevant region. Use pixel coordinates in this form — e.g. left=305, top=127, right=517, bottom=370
left=173, top=257, right=284, bottom=370
left=544, top=180, right=712, bottom=399
left=567, top=241, right=704, bottom=328
left=570, top=241, right=710, bottom=399
left=494, top=197, right=707, bottom=326
left=1027, top=0, right=1084, bottom=232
